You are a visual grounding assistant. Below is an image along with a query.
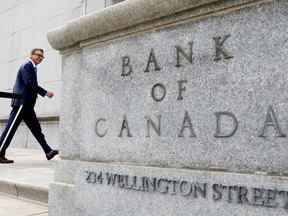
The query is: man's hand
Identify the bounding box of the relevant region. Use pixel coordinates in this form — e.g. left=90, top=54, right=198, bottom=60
left=46, top=91, right=54, bottom=98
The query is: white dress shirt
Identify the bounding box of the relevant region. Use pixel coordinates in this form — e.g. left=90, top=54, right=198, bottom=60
left=28, top=59, right=37, bottom=69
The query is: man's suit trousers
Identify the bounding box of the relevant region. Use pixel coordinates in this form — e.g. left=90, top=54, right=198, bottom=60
left=0, top=105, right=52, bottom=156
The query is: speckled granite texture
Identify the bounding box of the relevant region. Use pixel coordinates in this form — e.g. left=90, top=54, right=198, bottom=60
left=48, top=0, right=288, bottom=215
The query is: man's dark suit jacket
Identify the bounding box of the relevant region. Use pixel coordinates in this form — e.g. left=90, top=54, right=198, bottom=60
left=11, top=61, right=47, bottom=108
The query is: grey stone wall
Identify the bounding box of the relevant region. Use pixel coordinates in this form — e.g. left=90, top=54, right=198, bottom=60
left=48, top=0, right=288, bottom=215
left=0, top=0, right=106, bottom=149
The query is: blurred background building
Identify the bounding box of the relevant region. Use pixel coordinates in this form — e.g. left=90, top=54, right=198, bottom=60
left=0, top=0, right=125, bottom=150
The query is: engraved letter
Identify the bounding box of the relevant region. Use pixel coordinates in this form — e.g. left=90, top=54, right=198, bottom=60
left=252, top=188, right=265, bottom=206
left=118, top=115, right=133, bottom=137
left=118, top=175, right=127, bottom=188
left=85, top=171, right=94, bottom=183
left=157, top=179, right=169, bottom=194
left=213, top=34, right=233, bottom=62
left=145, top=115, right=161, bottom=137
left=179, top=181, right=193, bottom=197
left=106, top=173, right=118, bottom=186
left=121, top=56, right=133, bottom=77
left=144, top=48, right=161, bottom=72
left=151, top=83, right=166, bottom=102
left=193, top=183, right=207, bottom=199
left=264, top=189, right=278, bottom=208
left=142, top=177, right=157, bottom=192
left=178, top=111, right=196, bottom=138
left=237, top=186, right=249, bottom=204
left=213, top=184, right=223, bottom=201
left=95, top=172, right=104, bottom=184
left=175, top=42, right=194, bottom=67
left=214, top=112, right=238, bottom=138
left=279, top=191, right=288, bottom=209
left=177, top=80, right=188, bottom=101
left=95, top=118, right=108, bottom=137
left=259, top=106, right=286, bottom=137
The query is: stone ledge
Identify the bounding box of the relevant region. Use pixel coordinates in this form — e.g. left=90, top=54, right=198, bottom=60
left=47, top=0, right=271, bottom=51
left=64, top=162, right=288, bottom=215
left=0, top=180, right=48, bottom=204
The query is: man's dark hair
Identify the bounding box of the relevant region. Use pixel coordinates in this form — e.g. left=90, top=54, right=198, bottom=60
left=31, top=48, right=44, bottom=56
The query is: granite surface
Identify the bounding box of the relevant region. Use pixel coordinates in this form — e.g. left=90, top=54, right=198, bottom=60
left=59, top=50, right=82, bottom=159
left=49, top=182, right=75, bottom=216
left=51, top=160, right=288, bottom=216
left=49, top=0, right=288, bottom=215
left=58, top=1, right=288, bottom=173
left=47, top=0, right=271, bottom=51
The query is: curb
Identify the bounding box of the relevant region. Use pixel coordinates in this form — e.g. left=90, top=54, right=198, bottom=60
left=0, top=179, right=48, bottom=203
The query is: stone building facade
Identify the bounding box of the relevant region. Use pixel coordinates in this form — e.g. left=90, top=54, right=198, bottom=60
left=0, top=0, right=124, bottom=150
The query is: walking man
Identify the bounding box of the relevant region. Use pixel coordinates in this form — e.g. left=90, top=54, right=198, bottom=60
left=0, top=48, right=59, bottom=163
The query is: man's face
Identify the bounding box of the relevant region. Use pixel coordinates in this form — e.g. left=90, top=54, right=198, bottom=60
left=31, top=50, right=45, bottom=65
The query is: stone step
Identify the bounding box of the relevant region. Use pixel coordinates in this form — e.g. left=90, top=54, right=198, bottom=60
left=0, top=148, right=57, bottom=203
left=0, top=179, right=48, bottom=203
left=0, top=193, right=48, bottom=216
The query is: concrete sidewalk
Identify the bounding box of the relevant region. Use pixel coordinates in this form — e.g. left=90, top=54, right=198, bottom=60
left=0, top=148, right=58, bottom=203
left=0, top=193, right=48, bottom=216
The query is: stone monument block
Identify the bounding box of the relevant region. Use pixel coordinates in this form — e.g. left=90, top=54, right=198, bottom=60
left=48, top=0, right=288, bottom=215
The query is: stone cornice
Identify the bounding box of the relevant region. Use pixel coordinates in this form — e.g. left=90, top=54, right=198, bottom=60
left=47, top=0, right=271, bottom=51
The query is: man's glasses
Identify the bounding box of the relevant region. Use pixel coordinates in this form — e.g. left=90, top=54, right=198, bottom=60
left=34, top=53, right=45, bottom=59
